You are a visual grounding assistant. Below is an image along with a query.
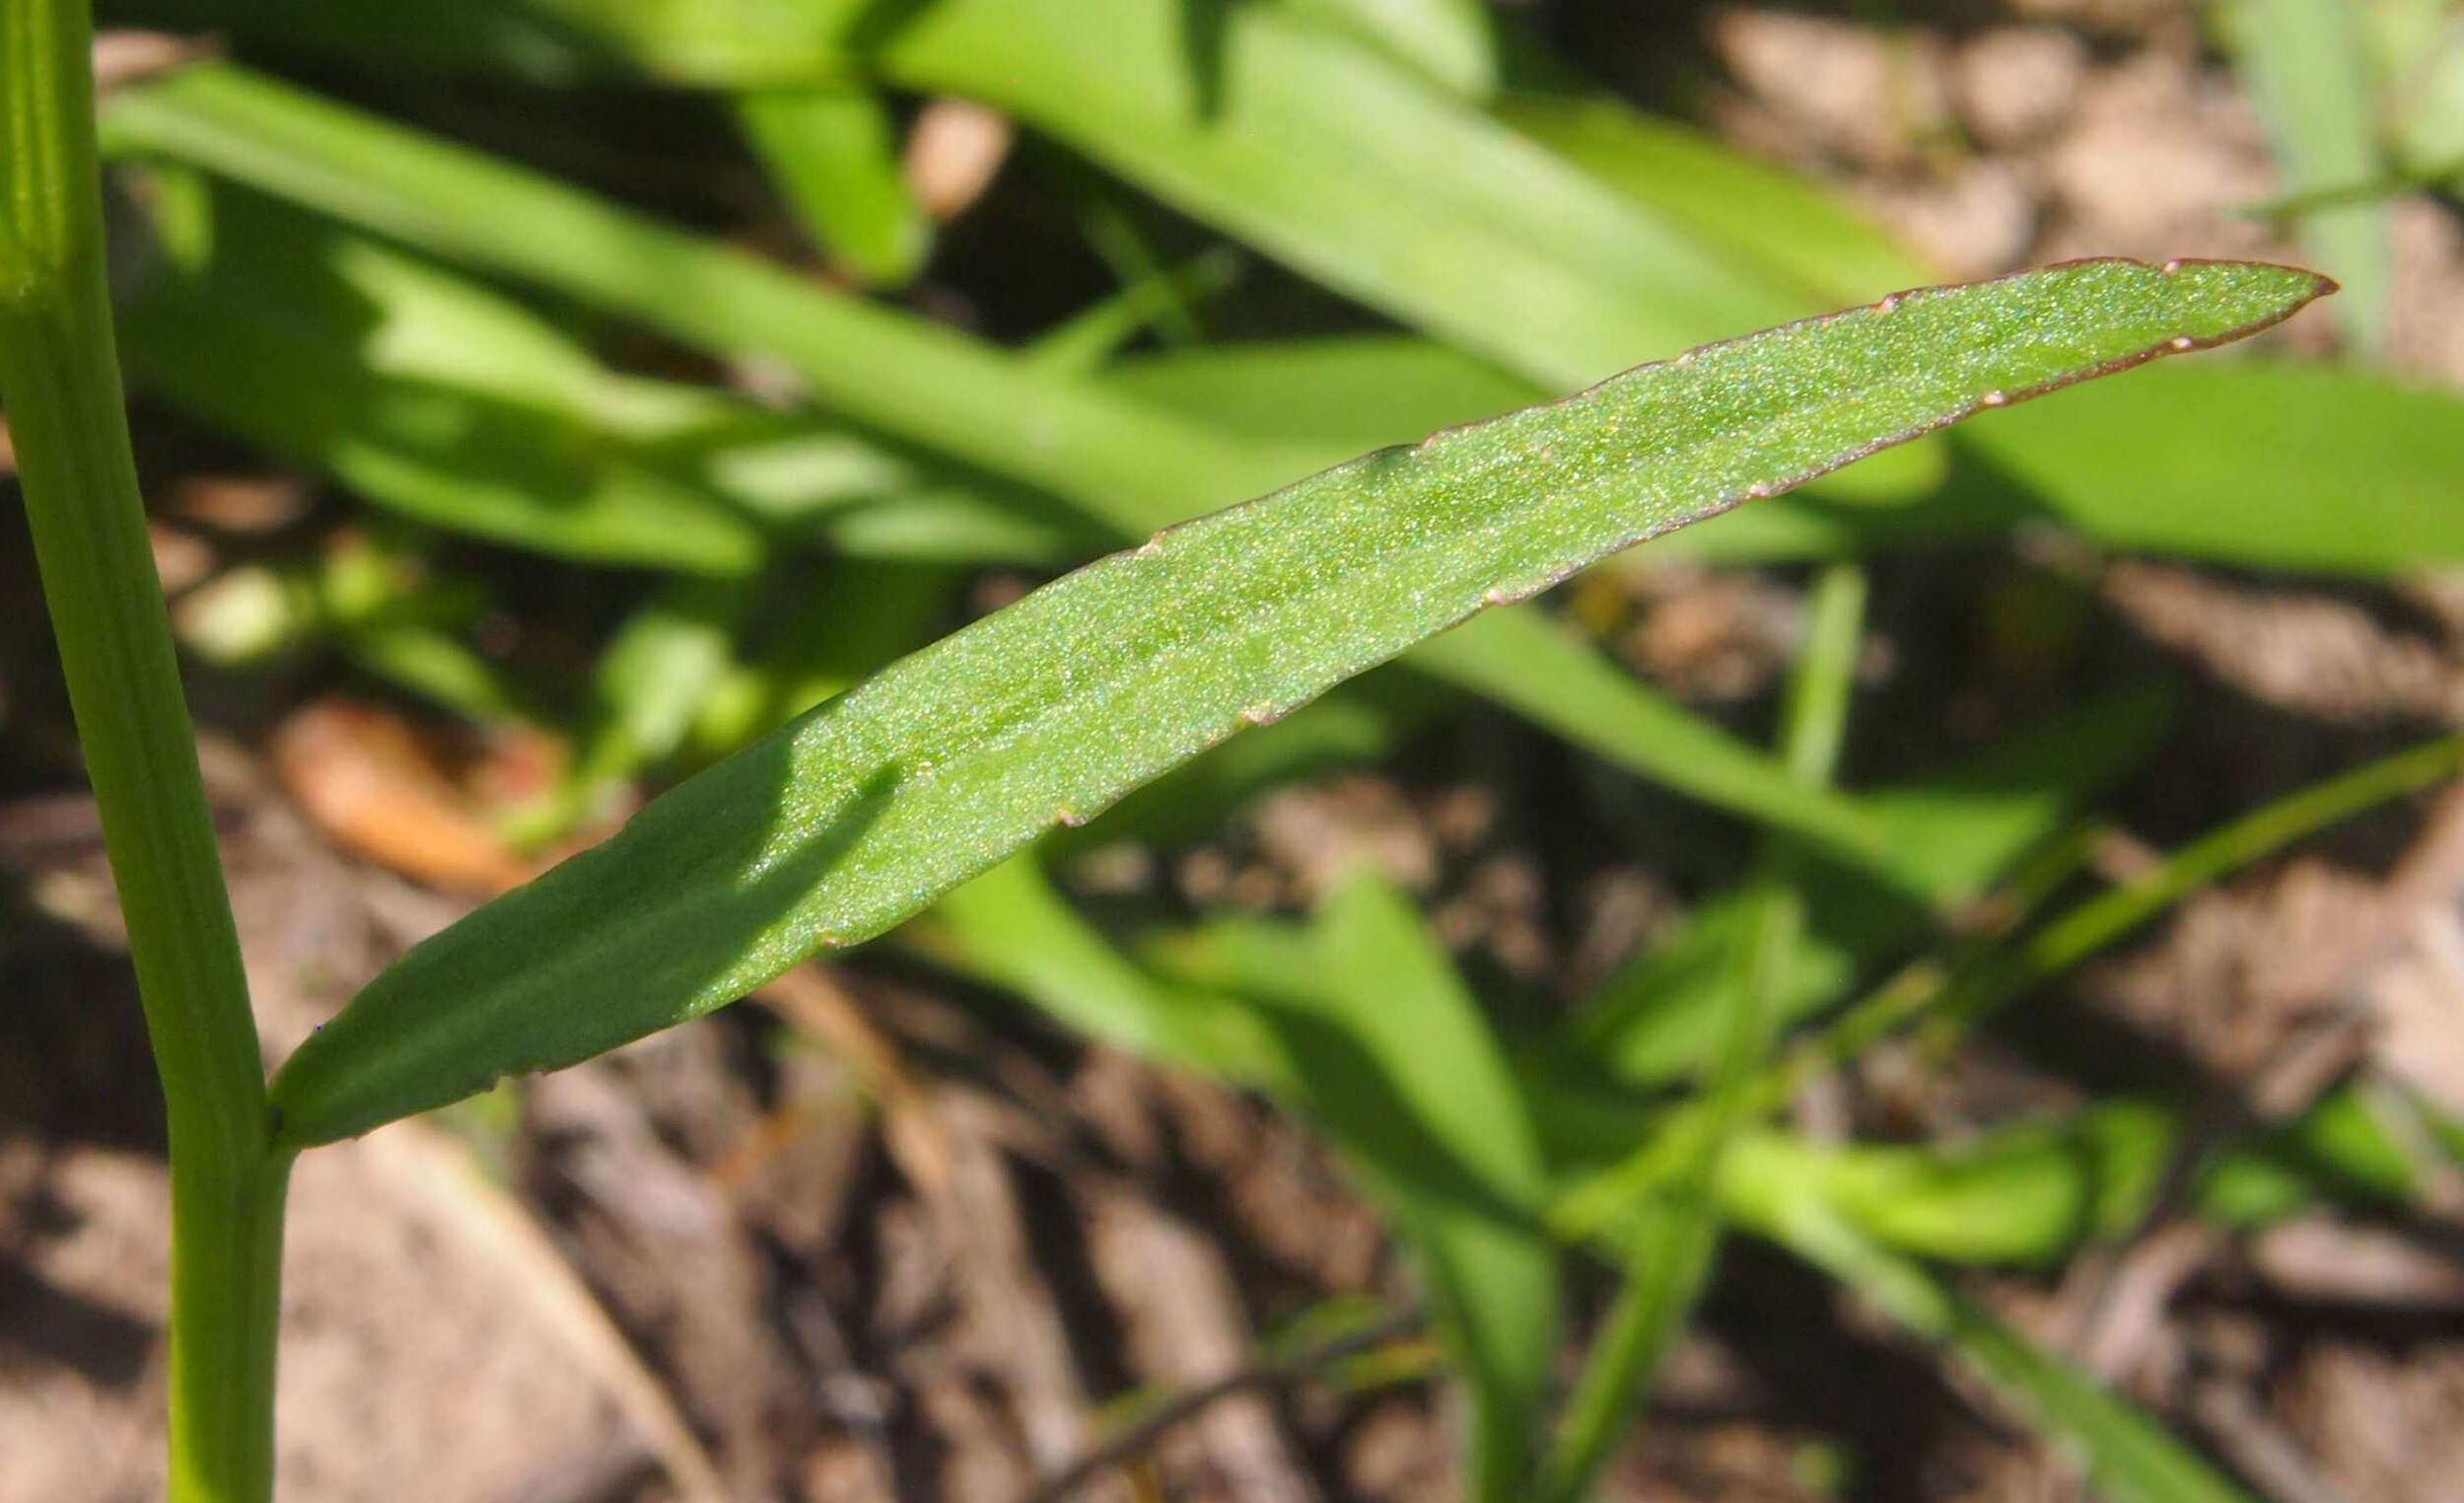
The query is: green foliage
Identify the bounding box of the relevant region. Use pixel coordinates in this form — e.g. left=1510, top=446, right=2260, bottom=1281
left=1120, top=333, right=2464, bottom=576
left=116, top=181, right=1085, bottom=569
left=1540, top=562, right=1866, bottom=1503
left=24, top=4, right=2429, bottom=1495
left=265, top=256, right=2326, bottom=1148
left=1288, top=0, right=1499, bottom=99
left=104, top=66, right=1894, bottom=856
left=1559, top=684, right=2176, bottom=1091
left=1127, top=873, right=1559, bottom=1497
left=736, top=82, right=931, bottom=288
left=1721, top=1145, right=2262, bottom=1503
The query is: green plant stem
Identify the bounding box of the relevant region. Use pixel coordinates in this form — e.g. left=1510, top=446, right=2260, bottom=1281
left=0, top=5, right=282, bottom=1499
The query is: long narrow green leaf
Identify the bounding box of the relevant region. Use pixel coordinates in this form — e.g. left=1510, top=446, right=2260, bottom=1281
left=1550, top=725, right=2464, bottom=1245
left=737, top=82, right=931, bottom=288
left=106, top=0, right=1954, bottom=518
left=130, top=0, right=1835, bottom=390
left=1411, top=609, right=1883, bottom=863
left=1559, top=684, right=2175, bottom=1091
left=101, top=64, right=1308, bottom=526
left=1492, top=91, right=1927, bottom=310
left=118, top=177, right=768, bottom=573
left=102, top=64, right=1891, bottom=853
left=259, top=257, right=2329, bottom=1147
left=1949, top=360, right=2464, bottom=572
left=1109, top=335, right=1543, bottom=460
left=1752, top=1088, right=2425, bottom=1266
left=1474, top=88, right=1942, bottom=505
left=846, top=0, right=1812, bottom=392
left=1050, top=681, right=1429, bottom=855
left=1126, top=881, right=1558, bottom=1496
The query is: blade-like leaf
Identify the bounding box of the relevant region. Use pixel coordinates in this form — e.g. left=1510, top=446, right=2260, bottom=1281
left=846, top=0, right=1811, bottom=392
left=1492, top=90, right=1926, bottom=310
left=1560, top=684, right=2175, bottom=1090
left=99, top=65, right=1899, bottom=856
left=1950, top=360, right=2464, bottom=572
left=111, top=0, right=1827, bottom=386
left=261, top=256, right=2330, bottom=1147
left=736, top=82, right=931, bottom=289
left=1411, top=609, right=1882, bottom=863
left=908, top=852, right=1280, bottom=1077
left=101, top=65, right=1312, bottom=527
left=116, top=179, right=1094, bottom=568
left=117, top=177, right=770, bottom=574
left=1123, top=881, right=1559, bottom=1497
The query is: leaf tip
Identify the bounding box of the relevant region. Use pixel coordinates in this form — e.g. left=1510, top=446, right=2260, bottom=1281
left=2147, top=256, right=2338, bottom=345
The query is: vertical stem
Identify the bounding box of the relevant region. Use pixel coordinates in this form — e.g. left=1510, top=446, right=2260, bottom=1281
left=0, top=4, right=285, bottom=1499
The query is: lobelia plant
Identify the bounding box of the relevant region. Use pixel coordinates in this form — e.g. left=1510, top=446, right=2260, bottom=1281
left=0, top=2, right=2338, bottom=1498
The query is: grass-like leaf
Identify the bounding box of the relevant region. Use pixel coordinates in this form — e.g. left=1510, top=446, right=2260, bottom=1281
left=1142, top=877, right=1561, bottom=1499
left=735, top=83, right=931, bottom=289
left=1559, top=685, right=2176, bottom=1089
left=262, top=256, right=2329, bottom=1147
left=1286, top=0, right=1499, bottom=99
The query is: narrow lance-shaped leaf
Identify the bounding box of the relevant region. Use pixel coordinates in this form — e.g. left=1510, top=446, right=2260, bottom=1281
left=264, top=258, right=2332, bottom=1148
